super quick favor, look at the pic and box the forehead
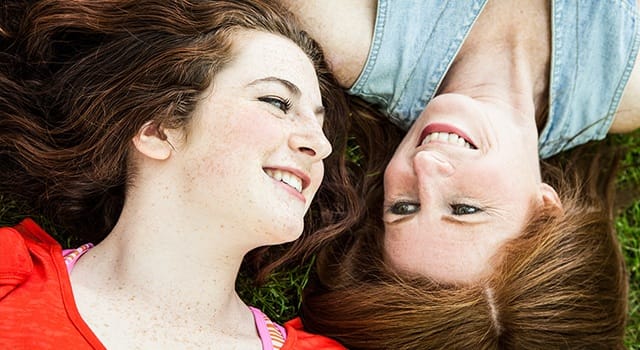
[221,30,320,92]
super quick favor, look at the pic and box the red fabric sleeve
[281,317,347,350]
[0,219,105,349]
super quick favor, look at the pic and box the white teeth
[281,172,303,193]
[421,132,473,149]
[265,169,303,193]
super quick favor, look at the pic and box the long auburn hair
[300,99,628,349]
[0,0,357,263]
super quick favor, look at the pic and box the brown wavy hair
[0,0,357,259]
[300,102,628,349]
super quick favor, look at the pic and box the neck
[439,44,537,119]
[438,0,550,124]
[71,182,255,329]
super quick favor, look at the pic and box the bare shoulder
[611,48,640,133]
[610,0,640,133]
[278,0,376,88]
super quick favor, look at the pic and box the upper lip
[418,123,477,149]
[263,166,311,191]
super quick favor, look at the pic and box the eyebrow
[247,76,325,116]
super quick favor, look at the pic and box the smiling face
[383,93,560,283]
[169,30,331,246]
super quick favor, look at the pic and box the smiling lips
[419,123,477,149]
[264,168,304,193]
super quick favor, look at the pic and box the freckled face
[383,93,547,283]
[172,30,331,246]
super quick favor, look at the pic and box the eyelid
[450,203,482,216]
[384,201,420,217]
[443,204,491,225]
[258,95,292,113]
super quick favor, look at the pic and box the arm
[611,51,640,133]
[278,0,376,89]
[610,1,640,133]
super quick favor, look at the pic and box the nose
[385,151,455,210]
[411,152,454,206]
[384,155,419,196]
[413,151,455,178]
[289,120,333,161]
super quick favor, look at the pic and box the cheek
[463,159,538,209]
[306,162,325,203]
[197,112,285,162]
[458,158,515,193]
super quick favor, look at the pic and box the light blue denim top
[348,0,640,158]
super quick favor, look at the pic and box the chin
[265,221,305,246]
[281,227,305,244]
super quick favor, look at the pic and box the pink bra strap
[62,243,94,273]
[249,306,286,350]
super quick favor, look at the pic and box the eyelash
[450,204,481,215]
[387,202,482,216]
[258,96,292,113]
[387,202,420,216]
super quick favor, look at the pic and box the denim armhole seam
[539,0,566,158]
[420,0,489,106]
[348,0,387,97]
[603,0,640,129]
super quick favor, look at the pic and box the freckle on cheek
[194,159,229,178]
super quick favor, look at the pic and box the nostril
[299,146,316,157]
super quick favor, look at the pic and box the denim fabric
[540,0,640,158]
[349,0,640,159]
[348,0,488,130]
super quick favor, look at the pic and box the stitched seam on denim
[392,0,488,129]
[348,0,387,101]
[413,0,488,112]
[541,0,640,157]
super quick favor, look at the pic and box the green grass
[236,257,315,323]
[619,201,640,349]
[1,130,639,345]
[614,130,640,349]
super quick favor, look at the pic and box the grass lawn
[614,130,640,349]
[1,130,639,347]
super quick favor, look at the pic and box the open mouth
[421,132,475,149]
[264,169,303,193]
[419,123,478,149]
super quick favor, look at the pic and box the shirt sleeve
[280,317,347,350]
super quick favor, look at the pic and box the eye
[258,96,292,113]
[450,204,481,215]
[388,202,420,216]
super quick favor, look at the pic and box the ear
[131,121,173,160]
[539,183,563,214]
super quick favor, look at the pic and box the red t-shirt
[0,218,104,348]
[0,219,345,349]
[282,318,346,350]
